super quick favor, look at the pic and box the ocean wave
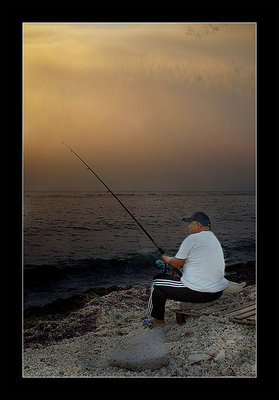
[23,251,255,308]
[24,253,159,308]
[69,226,92,231]
[24,253,158,283]
[225,238,255,252]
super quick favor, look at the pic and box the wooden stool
[173,300,220,324]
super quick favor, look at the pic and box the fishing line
[62,142,182,277]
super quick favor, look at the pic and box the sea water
[24,191,255,308]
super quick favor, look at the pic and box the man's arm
[161,254,185,269]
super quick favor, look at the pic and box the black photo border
[1,0,278,399]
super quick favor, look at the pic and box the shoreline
[24,260,256,348]
[24,259,255,319]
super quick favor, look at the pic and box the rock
[214,350,226,363]
[222,281,246,296]
[206,350,216,357]
[221,368,230,376]
[188,353,212,364]
[109,328,169,371]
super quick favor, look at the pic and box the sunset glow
[23,23,255,191]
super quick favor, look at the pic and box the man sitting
[144,212,229,327]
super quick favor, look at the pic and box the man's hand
[161,254,185,269]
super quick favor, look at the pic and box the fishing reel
[155,259,183,277]
[155,259,172,274]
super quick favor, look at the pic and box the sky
[23,23,255,191]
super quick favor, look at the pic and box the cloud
[24,23,255,96]
[23,23,255,191]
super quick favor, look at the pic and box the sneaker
[143,318,165,328]
[143,318,155,328]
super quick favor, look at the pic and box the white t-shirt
[175,231,229,293]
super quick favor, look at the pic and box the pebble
[188,353,212,364]
[214,350,226,363]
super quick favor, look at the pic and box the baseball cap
[183,212,211,227]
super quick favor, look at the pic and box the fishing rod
[62,142,182,277]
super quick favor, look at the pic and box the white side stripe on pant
[147,278,187,317]
[147,285,155,317]
[153,279,186,287]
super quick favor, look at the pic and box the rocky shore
[23,260,256,377]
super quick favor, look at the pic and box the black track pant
[147,273,223,321]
